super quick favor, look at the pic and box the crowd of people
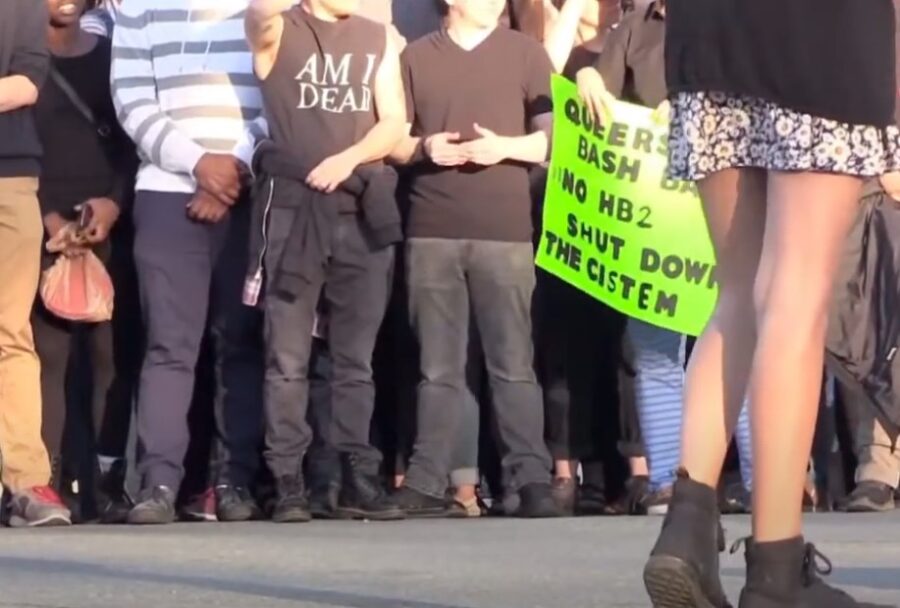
[0,0,897,542]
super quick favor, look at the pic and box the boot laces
[729,538,834,579]
[802,543,833,585]
[728,536,748,555]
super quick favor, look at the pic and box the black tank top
[665,0,897,127]
[261,8,386,169]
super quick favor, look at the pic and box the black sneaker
[215,485,261,522]
[128,486,177,525]
[392,486,449,518]
[721,482,752,515]
[842,481,896,513]
[516,483,563,518]
[336,453,404,521]
[576,483,608,515]
[272,476,311,523]
[95,459,133,524]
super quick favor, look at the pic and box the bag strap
[50,67,111,137]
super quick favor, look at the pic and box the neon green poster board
[536,75,718,336]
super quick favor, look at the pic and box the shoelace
[729,538,835,587]
[802,543,834,585]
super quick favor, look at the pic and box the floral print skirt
[667,92,900,182]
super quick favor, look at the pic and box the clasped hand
[425,123,508,168]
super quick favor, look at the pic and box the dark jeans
[263,212,394,480]
[305,337,340,490]
[403,238,552,498]
[133,191,264,490]
[534,270,630,462]
[100,210,143,459]
[33,305,114,460]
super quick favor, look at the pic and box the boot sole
[335,507,405,521]
[644,555,719,608]
[271,510,312,523]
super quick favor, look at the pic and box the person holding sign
[390,0,559,518]
[574,0,757,518]
[633,0,900,607]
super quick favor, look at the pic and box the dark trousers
[305,337,340,490]
[133,191,263,490]
[33,305,114,460]
[534,270,630,462]
[403,238,552,498]
[263,212,394,480]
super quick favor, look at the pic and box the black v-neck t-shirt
[401,27,554,242]
[666,0,897,127]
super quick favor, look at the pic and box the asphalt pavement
[1,513,898,608]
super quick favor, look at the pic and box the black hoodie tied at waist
[246,143,403,304]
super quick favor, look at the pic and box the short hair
[436,0,449,17]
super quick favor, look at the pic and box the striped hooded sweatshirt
[111,0,267,194]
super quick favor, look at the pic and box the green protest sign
[536,75,718,336]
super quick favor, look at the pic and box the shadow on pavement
[0,556,475,608]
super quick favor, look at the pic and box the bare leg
[749,172,860,542]
[680,168,768,487]
[554,459,577,479]
[631,456,648,478]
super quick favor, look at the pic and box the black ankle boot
[336,453,404,521]
[738,537,892,608]
[643,470,731,608]
[95,459,134,524]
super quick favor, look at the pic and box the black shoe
[272,476,311,523]
[392,486,449,518]
[336,453,404,521]
[841,481,896,513]
[128,486,176,525]
[721,482,752,515]
[95,459,133,524]
[643,470,731,608]
[552,478,577,516]
[576,483,609,515]
[626,475,653,515]
[516,483,563,518]
[737,536,892,607]
[215,485,261,522]
[308,482,340,520]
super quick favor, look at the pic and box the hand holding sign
[537,76,718,336]
[576,67,616,125]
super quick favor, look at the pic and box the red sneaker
[10,486,72,527]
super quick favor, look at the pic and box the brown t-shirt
[401,27,554,242]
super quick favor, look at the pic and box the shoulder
[401,30,442,64]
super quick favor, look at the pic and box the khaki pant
[0,177,50,491]
[855,405,900,489]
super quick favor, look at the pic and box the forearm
[544,0,586,73]
[0,75,39,112]
[344,117,407,167]
[389,134,424,166]
[502,131,549,164]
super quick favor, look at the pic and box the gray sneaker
[9,486,72,528]
[843,481,896,513]
[128,486,177,525]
